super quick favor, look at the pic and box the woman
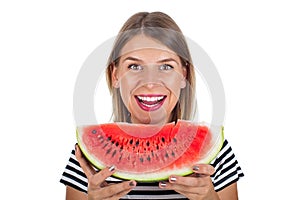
[60,11,244,200]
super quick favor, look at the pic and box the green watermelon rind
[76,123,224,182]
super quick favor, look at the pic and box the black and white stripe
[60,139,244,199]
[210,140,244,191]
[60,151,88,192]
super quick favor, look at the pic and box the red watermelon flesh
[77,120,224,182]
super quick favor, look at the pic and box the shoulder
[211,139,232,166]
[210,139,244,191]
[60,149,88,193]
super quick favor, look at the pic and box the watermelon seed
[161,137,165,143]
[92,130,97,134]
[98,136,104,143]
[146,141,150,146]
[151,151,154,157]
[135,140,139,147]
[173,138,177,143]
[115,142,119,147]
[106,147,112,154]
[171,151,175,157]
[165,153,169,158]
[118,154,123,161]
[112,150,117,158]
[147,155,151,161]
[139,157,144,163]
[107,136,112,141]
[129,139,133,145]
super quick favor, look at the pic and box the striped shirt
[60,139,244,199]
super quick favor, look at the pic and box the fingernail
[75,144,78,151]
[109,165,115,172]
[160,181,167,187]
[193,165,199,171]
[170,177,177,183]
[129,181,136,187]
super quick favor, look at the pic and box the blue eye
[128,64,143,71]
[159,64,173,71]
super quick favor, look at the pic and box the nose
[144,82,156,89]
[141,67,161,88]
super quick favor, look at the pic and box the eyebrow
[122,57,142,62]
[157,58,179,65]
[122,56,179,65]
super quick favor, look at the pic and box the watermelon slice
[77,120,224,182]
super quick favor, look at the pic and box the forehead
[119,49,181,65]
[120,34,177,58]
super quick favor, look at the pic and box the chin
[134,113,168,125]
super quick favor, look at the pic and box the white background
[1,0,299,199]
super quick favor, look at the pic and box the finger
[111,189,132,200]
[75,144,96,179]
[160,180,204,195]
[89,166,116,189]
[159,179,209,197]
[169,175,212,191]
[171,182,214,198]
[108,181,136,200]
[101,181,136,199]
[192,164,215,176]
[169,175,208,187]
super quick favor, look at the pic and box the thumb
[75,144,97,179]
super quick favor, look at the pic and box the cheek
[163,74,184,98]
[118,70,139,87]
[168,87,181,103]
[118,77,136,106]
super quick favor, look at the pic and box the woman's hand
[159,164,219,200]
[75,145,136,200]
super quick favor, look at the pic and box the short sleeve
[210,139,244,191]
[60,150,88,193]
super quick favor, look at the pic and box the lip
[134,94,167,112]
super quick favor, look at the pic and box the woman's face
[112,35,186,124]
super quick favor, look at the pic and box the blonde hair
[106,12,197,123]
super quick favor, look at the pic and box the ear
[111,63,120,88]
[180,67,187,89]
[180,79,186,88]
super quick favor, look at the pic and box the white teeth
[142,103,156,108]
[137,96,164,102]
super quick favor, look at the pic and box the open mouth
[134,95,167,111]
